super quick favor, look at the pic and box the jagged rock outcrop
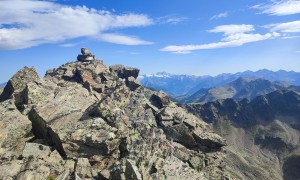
[0,67,40,109]
[0,48,227,180]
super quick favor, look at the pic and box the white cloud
[252,0,300,16]
[60,43,78,47]
[297,50,300,53]
[98,33,153,45]
[156,15,188,24]
[210,12,228,20]
[161,24,279,54]
[173,51,192,54]
[282,35,300,39]
[0,0,153,50]
[208,24,255,35]
[267,20,300,33]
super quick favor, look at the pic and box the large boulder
[0,99,32,160]
[109,64,140,79]
[150,90,171,109]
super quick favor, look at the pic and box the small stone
[81,48,91,56]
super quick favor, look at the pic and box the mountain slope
[179,77,295,103]
[183,90,300,180]
[0,49,227,180]
[140,69,300,97]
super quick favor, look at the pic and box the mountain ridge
[178,77,299,104]
[0,49,228,180]
[140,69,300,97]
[182,90,300,180]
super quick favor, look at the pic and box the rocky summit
[0,49,227,180]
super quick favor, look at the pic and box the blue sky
[0,0,300,82]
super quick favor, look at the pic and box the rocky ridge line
[182,90,300,180]
[0,48,227,180]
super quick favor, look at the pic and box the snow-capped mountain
[140,69,300,97]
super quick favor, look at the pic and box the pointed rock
[109,64,140,79]
[0,67,39,104]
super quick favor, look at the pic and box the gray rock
[0,100,32,159]
[126,76,141,91]
[150,90,170,109]
[81,48,91,56]
[77,55,95,62]
[75,158,92,179]
[0,67,39,106]
[22,143,51,158]
[125,159,142,180]
[77,48,95,62]
[0,49,227,180]
[0,160,23,179]
[109,64,140,79]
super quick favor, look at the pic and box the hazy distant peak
[140,69,300,98]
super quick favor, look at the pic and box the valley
[145,74,300,180]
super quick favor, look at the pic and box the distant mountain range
[178,77,300,103]
[182,90,300,179]
[139,72,203,97]
[140,68,300,179]
[139,69,300,97]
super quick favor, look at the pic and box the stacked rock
[77,48,95,62]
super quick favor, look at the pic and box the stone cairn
[77,48,95,62]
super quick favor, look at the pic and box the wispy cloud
[98,33,153,45]
[267,20,300,33]
[156,15,188,24]
[161,24,279,54]
[0,0,153,50]
[208,24,254,35]
[282,35,300,39]
[210,12,228,20]
[297,50,300,53]
[173,51,192,54]
[252,0,300,16]
[60,42,82,47]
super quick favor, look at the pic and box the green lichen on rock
[0,49,227,180]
